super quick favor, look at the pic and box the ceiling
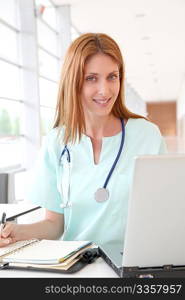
[51,0,185,103]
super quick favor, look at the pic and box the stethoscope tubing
[59,118,125,189]
[103,118,125,188]
[59,145,71,163]
[59,118,125,235]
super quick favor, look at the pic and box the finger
[1,222,14,238]
[0,237,14,247]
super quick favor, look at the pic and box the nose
[97,78,109,97]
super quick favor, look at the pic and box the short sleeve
[26,133,64,214]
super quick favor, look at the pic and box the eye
[108,74,118,80]
[85,76,97,81]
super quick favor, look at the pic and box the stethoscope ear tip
[59,145,71,165]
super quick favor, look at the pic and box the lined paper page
[0,239,38,259]
[2,240,91,264]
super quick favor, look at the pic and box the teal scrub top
[27,118,167,246]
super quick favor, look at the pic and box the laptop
[99,154,185,278]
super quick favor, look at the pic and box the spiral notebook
[0,239,93,271]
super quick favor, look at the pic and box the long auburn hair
[53,32,147,144]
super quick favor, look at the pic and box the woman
[0,33,167,247]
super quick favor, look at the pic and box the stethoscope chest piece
[94,188,109,203]
[60,118,125,205]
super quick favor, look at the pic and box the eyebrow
[85,71,119,75]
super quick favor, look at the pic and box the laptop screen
[122,154,185,268]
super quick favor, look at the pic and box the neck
[84,114,121,140]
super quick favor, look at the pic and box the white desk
[0,204,118,278]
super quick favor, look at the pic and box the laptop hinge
[121,266,140,278]
[122,266,139,273]
[162,264,173,270]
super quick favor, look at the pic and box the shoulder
[126,117,167,153]
[127,118,162,138]
[42,127,65,158]
[45,127,65,143]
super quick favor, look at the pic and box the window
[0,0,18,28]
[36,0,60,137]
[35,0,57,30]
[0,23,18,62]
[71,25,80,41]
[39,48,59,81]
[0,0,72,203]
[0,0,22,170]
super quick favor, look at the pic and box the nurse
[0,33,167,247]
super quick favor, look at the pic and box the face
[81,53,120,118]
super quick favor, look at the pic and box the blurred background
[0,0,185,204]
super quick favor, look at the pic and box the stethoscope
[59,117,125,206]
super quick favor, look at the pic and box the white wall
[125,82,147,117]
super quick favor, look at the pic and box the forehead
[84,53,119,73]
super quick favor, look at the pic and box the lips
[93,97,111,105]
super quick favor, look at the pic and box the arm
[0,209,64,247]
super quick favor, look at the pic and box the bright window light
[39,77,58,108]
[37,19,58,56]
[0,23,18,63]
[0,60,21,99]
[0,0,18,28]
[38,48,59,81]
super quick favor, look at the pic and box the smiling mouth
[93,98,111,105]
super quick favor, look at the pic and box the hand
[0,222,19,247]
